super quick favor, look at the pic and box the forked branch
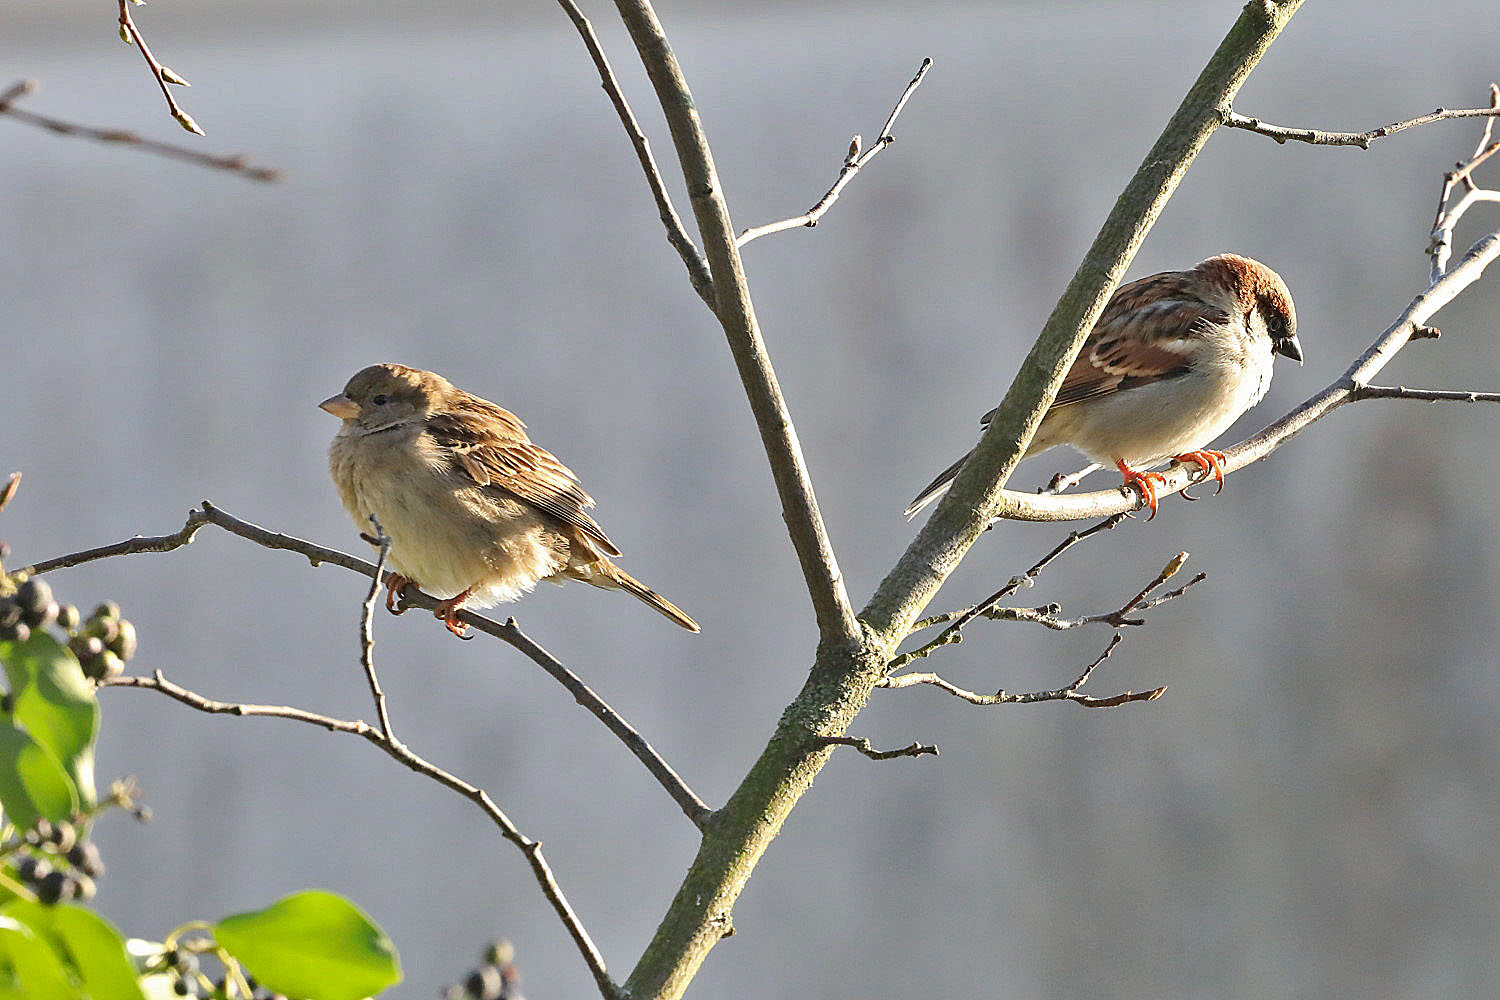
[736,58,932,248]
[25,501,711,830]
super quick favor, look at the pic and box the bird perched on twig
[322,364,699,637]
[905,253,1302,519]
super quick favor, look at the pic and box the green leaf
[3,902,143,1000]
[215,890,401,1000]
[0,722,77,827]
[0,914,79,998]
[0,632,98,809]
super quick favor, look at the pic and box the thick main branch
[613,4,1303,998]
[861,0,1306,642]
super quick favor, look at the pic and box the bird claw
[1174,449,1227,499]
[435,591,473,639]
[1115,460,1168,520]
[383,573,411,615]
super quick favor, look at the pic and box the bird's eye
[372,394,388,406]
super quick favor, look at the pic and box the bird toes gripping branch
[434,591,474,640]
[383,572,411,616]
[1175,449,1228,501]
[1115,460,1169,520]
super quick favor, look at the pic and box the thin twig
[1352,385,1500,403]
[105,670,619,1000]
[1038,464,1102,495]
[612,0,861,648]
[0,79,278,181]
[555,0,713,306]
[1430,88,1500,279]
[880,634,1165,709]
[25,501,712,830]
[116,0,203,135]
[1221,104,1500,149]
[816,735,938,760]
[360,516,396,742]
[736,58,932,248]
[0,472,20,515]
[887,514,1129,671]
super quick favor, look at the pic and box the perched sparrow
[322,364,699,636]
[906,253,1302,518]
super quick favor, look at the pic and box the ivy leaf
[215,890,401,1000]
[0,632,98,809]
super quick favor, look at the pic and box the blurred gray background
[5,1,1500,997]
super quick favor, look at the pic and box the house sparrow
[905,253,1302,519]
[322,364,699,636]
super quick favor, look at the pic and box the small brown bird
[906,253,1302,519]
[322,364,699,637]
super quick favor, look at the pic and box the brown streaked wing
[980,271,1222,421]
[426,400,622,556]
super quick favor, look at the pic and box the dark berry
[67,840,104,877]
[108,620,138,661]
[0,619,29,643]
[57,604,80,632]
[15,578,50,615]
[465,965,502,999]
[70,872,96,900]
[36,869,69,904]
[91,601,121,623]
[15,855,49,884]
[46,820,76,853]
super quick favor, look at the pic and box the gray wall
[5,2,1500,997]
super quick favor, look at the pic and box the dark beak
[1274,335,1304,365]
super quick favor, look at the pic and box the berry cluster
[0,571,138,683]
[0,576,59,643]
[156,949,297,999]
[7,817,105,904]
[443,940,523,1000]
[65,600,139,682]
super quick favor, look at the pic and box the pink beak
[319,394,360,419]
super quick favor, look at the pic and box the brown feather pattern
[426,402,623,558]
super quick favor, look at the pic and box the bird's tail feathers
[598,562,701,633]
[903,449,973,519]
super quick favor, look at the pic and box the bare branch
[1222,103,1500,149]
[0,79,278,181]
[105,670,619,999]
[1430,91,1500,278]
[611,0,860,647]
[888,514,1130,670]
[0,472,20,515]
[116,0,204,135]
[1352,385,1500,404]
[736,58,932,248]
[360,516,396,742]
[816,735,939,761]
[555,0,713,306]
[880,635,1165,709]
[25,501,712,830]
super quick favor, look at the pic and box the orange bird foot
[1175,449,1228,501]
[383,573,411,615]
[1115,459,1168,520]
[434,590,474,640]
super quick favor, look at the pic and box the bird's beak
[1274,335,1304,365]
[319,394,360,419]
